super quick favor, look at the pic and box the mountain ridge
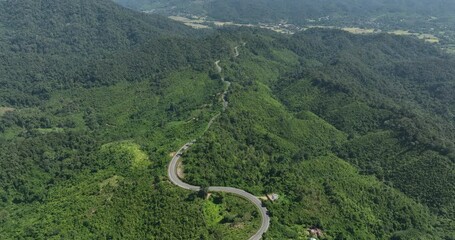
[0,0,454,239]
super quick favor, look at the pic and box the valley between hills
[1,0,454,239]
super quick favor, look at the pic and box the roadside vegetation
[183,29,455,239]
[0,0,454,239]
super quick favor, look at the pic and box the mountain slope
[275,29,455,216]
[0,1,259,239]
[182,28,455,239]
[1,0,455,239]
[0,0,195,53]
[0,0,218,107]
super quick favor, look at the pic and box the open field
[169,16,293,34]
[342,27,377,34]
[168,16,210,29]
[388,30,440,43]
[168,15,445,46]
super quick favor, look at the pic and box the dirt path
[234,46,239,58]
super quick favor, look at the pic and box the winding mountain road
[168,141,270,240]
[168,46,270,240]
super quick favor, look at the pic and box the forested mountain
[0,0,232,109]
[1,0,454,239]
[0,0,256,239]
[0,0,195,52]
[183,28,455,239]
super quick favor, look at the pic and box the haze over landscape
[0,0,454,239]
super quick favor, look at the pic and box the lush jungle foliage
[183,29,455,239]
[0,0,258,239]
[1,0,454,239]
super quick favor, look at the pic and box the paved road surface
[168,46,270,240]
[168,141,270,240]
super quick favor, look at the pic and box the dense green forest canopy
[1,0,454,239]
[181,28,455,238]
[0,0,198,53]
[0,0,225,107]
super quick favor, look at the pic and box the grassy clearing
[168,16,211,29]
[35,128,64,134]
[0,107,14,116]
[342,27,376,34]
[203,200,224,226]
[388,30,440,43]
[100,141,151,170]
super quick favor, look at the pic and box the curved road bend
[168,49,270,240]
[168,141,270,240]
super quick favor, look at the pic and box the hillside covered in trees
[183,28,455,239]
[0,0,454,239]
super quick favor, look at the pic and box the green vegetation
[1,0,454,239]
[182,29,455,238]
[0,66,244,238]
[116,0,455,53]
[99,141,151,170]
[0,0,258,239]
[202,193,260,239]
